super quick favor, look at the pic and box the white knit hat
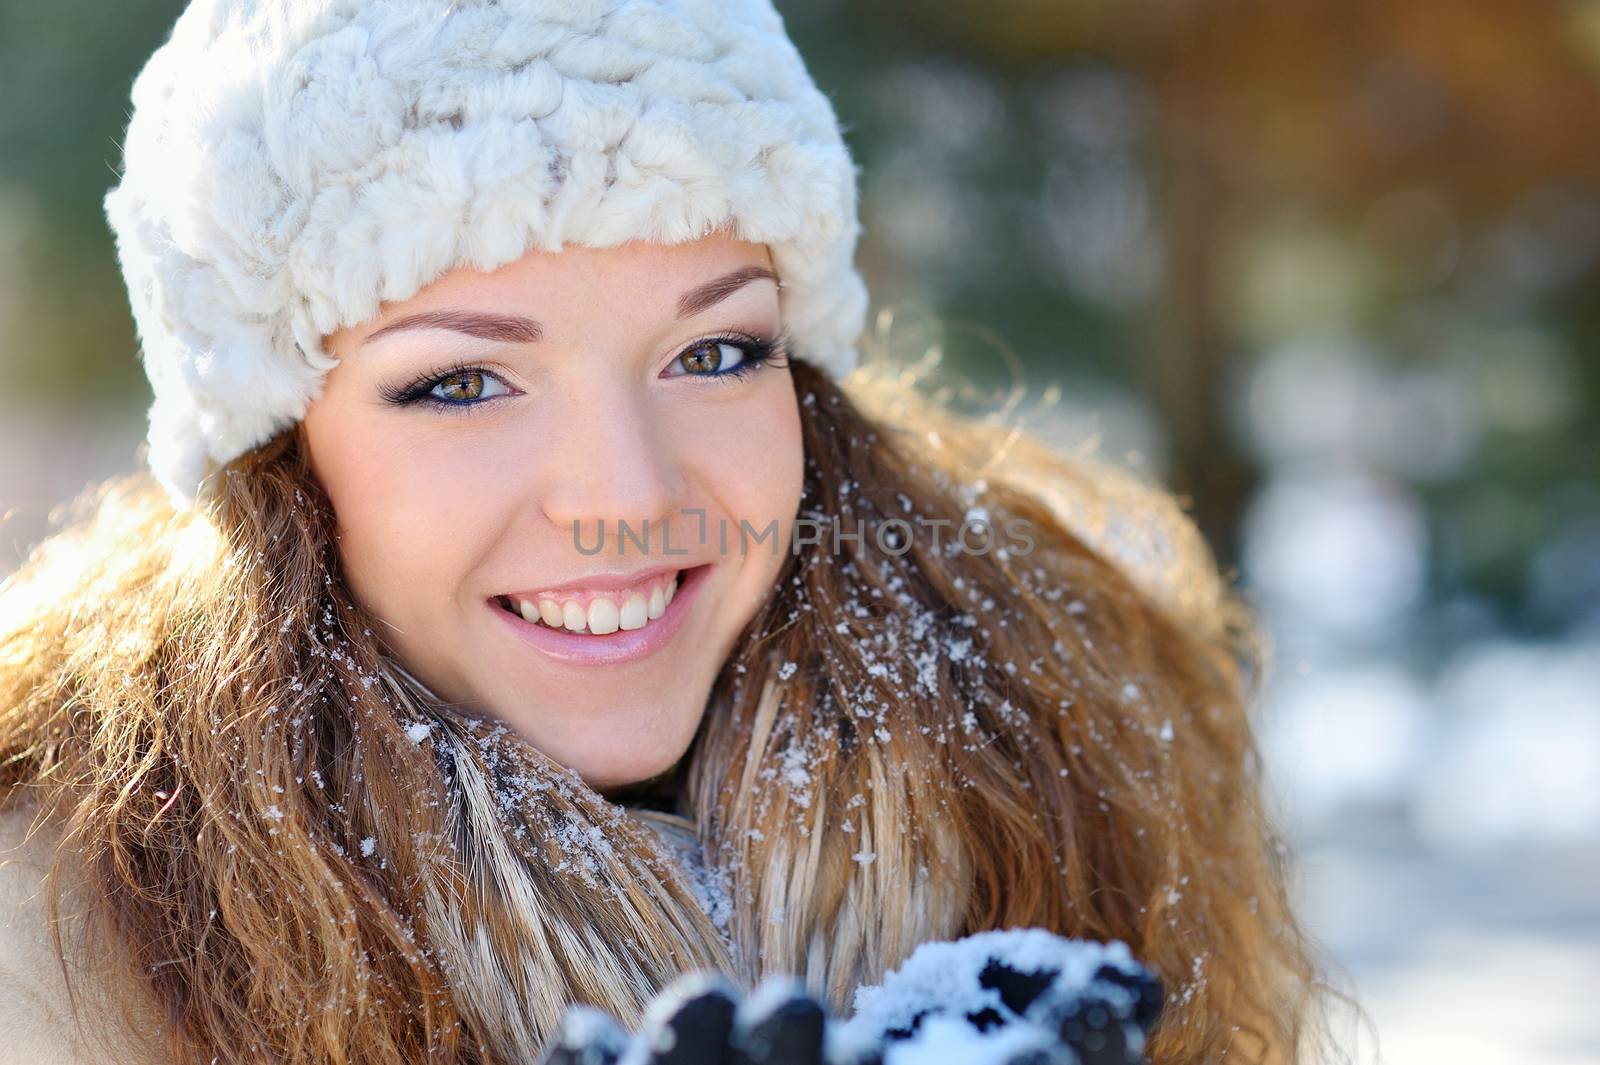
[103,0,869,509]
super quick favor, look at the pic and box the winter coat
[0,798,169,1065]
[3,797,1163,1065]
[0,798,710,1065]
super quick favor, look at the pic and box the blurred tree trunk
[1145,69,1255,577]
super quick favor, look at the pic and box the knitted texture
[103,0,869,509]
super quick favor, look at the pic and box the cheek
[300,408,495,630]
[678,375,804,539]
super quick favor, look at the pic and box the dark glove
[831,929,1163,1065]
[535,971,829,1065]
[536,930,1162,1065]
[979,953,1163,1065]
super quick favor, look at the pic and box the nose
[537,389,685,554]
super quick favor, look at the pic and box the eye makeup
[376,327,791,413]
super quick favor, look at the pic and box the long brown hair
[0,348,1363,1064]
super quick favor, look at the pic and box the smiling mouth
[494,568,691,636]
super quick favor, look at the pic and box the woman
[0,1,1356,1062]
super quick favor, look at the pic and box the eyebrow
[360,265,780,347]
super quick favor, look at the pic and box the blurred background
[2,1,1596,1060]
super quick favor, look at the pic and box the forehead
[335,231,775,347]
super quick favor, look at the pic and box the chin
[574,753,684,795]
[518,716,694,793]
[489,691,707,795]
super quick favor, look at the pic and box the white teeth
[587,598,620,635]
[619,594,648,630]
[511,570,689,634]
[538,599,563,627]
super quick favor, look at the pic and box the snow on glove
[535,971,829,1065]
[828,928,1163,1065]
[535,929,1161,1065]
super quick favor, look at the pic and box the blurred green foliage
[0,0,186,407]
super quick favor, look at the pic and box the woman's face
[301,234,804,792]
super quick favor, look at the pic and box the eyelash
[378,329,791,414]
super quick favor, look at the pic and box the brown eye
[382,364,514,409]
[677,341,744,376]
[425,369,512,402]
[434,370,486,402]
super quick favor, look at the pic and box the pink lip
[489,563,711,667]
[503,563,683,601]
